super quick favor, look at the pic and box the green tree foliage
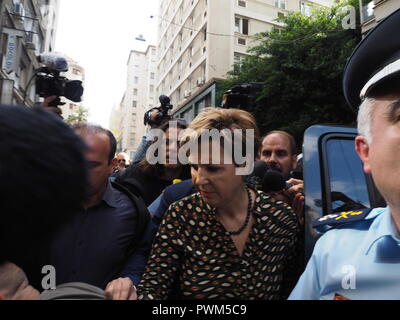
[218,0,361,146]
[66,105,89,125]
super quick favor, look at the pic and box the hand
[149,109,161,128]
[42,95,59,108]
[284,178,305,226]
[105,277,137,300]
[42,96,63,117]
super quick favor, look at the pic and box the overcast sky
[55,0,159,128]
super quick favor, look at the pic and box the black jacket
[116,163,191,206]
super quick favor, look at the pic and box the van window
[325,138,370,213]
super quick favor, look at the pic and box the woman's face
[189,140,244,208]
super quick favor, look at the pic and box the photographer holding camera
[116,95,191,206]
[131,95,174,164]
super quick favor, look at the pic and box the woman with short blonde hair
[137,107,300,300]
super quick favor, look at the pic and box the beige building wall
[118,45,157,159]
[0,0,60,105]
[41,0,60,52]
[109,102,122,150]
[360,0,400,35]
[156,0,334,119]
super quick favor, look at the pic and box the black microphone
[246,161,269,191]
[251,160,270,179]
[262,169,293,193]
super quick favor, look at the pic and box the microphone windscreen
[262,170,286,192]
[250,161,270,179]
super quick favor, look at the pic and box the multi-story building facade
[109,102,122,151]
[59,54,85,120]
[359,0,400,35]
[156,0,334,121]
[0,0,60,106]
[117,45,157,159]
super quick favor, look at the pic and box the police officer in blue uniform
[289,8,400,300]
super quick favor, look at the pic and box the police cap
[343,8,400,110]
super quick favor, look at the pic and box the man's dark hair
[73,123,117,163]
[0,105,88,269]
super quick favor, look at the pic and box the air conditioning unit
[196,77,205,87]
[183,90,191,98]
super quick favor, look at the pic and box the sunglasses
[118,159,126,163]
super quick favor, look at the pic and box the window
[132,100,137,108]
[150,73,155,80]
[133,88,138,95]
[238,0,246,7]
[235,16,248,35]
[234,52,246,65]
[325,138,371,213]
[134,76,139,84]
[195,99,206,115]
[300,1,312,17]
[237,37,246,45]
[150,85,154,93]
[180,107,194,122]
[362,0,375,21]
[275,0,286,10]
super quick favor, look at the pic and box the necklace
[227,185,253,236]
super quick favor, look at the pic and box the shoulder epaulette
[312,208,373,233]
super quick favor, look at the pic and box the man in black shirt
[49,124,149,300]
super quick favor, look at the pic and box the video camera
[221,82,263,109]
[144,94,173,126]
[35,53,84,107]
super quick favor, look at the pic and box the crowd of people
[1,8,400,300]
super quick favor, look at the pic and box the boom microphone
[38,53,68,72]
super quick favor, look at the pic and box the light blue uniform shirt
[289,207,400,300]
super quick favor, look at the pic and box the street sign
[3,35,17,74]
